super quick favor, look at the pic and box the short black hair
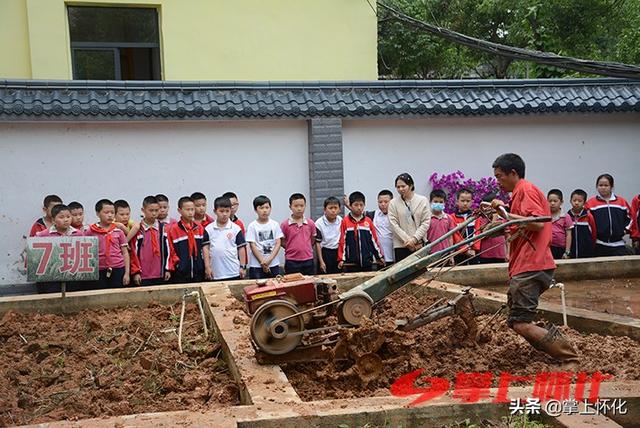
[190,192,206,201]
[430,189,447,201]
[456,188,473,199]
[570,189,588,202]
[377,189,393,199]
[214,197,232,210]
[348,191,366,205]
[68,201,83,211]
[114,199,130,211]
[492,153,526,178]
[95,199,114,213]
[143,195,159,207]
[43,195,63,208]
[547,189,563,200]
[596,173,614,188]
[155,194,169,203]
[222,191,238,200]
[178,196,193,209]
[395,173,415,191]
[51,204,70,218]
[289,193,306,205]
[323,196,341,209]
[253,195,271,210]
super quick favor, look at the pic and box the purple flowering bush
[428,170,510,213]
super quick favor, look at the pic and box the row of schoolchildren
[28,172,640,292]
[28,186,494,295]
[29,190,388,292]
[28,190,386,294]
[391,173,640,264]
[30,192,248,292]
[547,174,639,259]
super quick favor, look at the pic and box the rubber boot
[531,324,579,368]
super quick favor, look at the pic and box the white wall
[343,113,640,207]
[0,120,309,285]
[2,112,639,285]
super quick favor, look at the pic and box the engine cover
[243,274,319,314]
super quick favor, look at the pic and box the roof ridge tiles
[3,78,640,91]
[1,79,640,120]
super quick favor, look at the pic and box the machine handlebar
[341,214,551,303]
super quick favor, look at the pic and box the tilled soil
[282,287,640,401]
[0,303,239,426]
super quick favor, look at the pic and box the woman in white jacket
[388,173,431,262]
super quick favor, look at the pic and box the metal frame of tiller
[247,210,551,366]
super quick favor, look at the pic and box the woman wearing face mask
[388,173,431,262]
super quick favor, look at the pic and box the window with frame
[68,6,161,80]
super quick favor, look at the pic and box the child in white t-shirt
[203,197,247,281]
[246,195,284,279]
[315,196,342,274]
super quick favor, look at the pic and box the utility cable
[377,0,640,79]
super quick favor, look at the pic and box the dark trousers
[285,259,315,275]
[373,261,394,271]
[36,282,85,293]
[141,278,163,286]
[93,267,125,289]
[551,246,566,260]
[507,269,554,327]
[249,266,281,279]
[36,281,62,294]
[569,248,594,259]
[214,276,240,282]
[478,257,506,264]
[454,254,480,265]
[342,264,374,273]
[394,248,413,263]
[320,248,340,274]
[595,244,631,257]
[172,271,204,284]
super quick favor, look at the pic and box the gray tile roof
[1,78,639,121]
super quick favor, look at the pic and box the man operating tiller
[490,153,579,367]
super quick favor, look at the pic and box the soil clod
[0,302,239,426]
[281,287,640,401]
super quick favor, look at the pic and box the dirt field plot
[0,302,239,426]
[281,287,640,401]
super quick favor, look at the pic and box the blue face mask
[431,202,445,212]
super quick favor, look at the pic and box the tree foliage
[378,0,640,79]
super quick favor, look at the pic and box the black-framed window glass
[73,49,117,80]
[68,6,161,80]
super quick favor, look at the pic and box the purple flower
[428,170,510,213]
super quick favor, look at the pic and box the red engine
[243,273,338,314]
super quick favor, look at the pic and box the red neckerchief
[151,231,160,256]
[90,223,117,266]
[181,220,198,257]
[143,222,161,257]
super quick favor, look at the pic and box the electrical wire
[377,0,640,79]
